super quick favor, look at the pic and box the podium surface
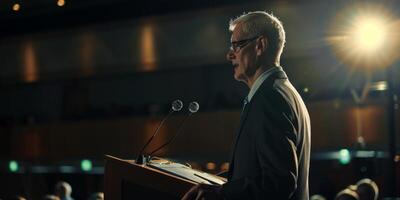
[104,155,226,200]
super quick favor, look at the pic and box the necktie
[242,97,249,113]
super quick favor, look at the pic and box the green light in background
[9,160,19,172]
[81,159,92,171]
[339,149,351,165]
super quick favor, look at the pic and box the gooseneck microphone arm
[135,99,183,164]
[148,113,192,157]
[135,110,174,164]
[148,101,199,158]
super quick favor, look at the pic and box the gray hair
[229,11,286,62]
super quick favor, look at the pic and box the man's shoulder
[255,80,290,105]
[250,79,295,118]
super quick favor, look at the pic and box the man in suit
[182,11,311,200]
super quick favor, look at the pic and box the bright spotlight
[326,4,399,69]
[352,17,386,52]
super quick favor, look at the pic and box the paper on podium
[147,158,226,185]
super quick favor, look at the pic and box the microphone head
[189,101,200,113]
[172,99,183,111]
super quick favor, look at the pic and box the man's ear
[256,37,267,56]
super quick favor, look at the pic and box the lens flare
[326,3,399,69]
[352,17,386,52]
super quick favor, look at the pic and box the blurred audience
[88,192,104,200]
[43,194,60,200]
[335,185,359,200]
[356,178,379,200]
[55,181,74,200]
[310,194,327,200]
[333,178,380,200]
[2,180,106,200]
[8,196,26,200]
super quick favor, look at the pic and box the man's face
[226,23,259,84]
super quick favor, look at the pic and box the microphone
[148,101,200,158]
[135,99,183,164]
[188,101,200,113]
[172,99,184,112]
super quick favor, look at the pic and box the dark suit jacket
[222,69,311,200]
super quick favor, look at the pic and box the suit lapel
[227,99,251,180]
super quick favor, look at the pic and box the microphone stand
[136,110,174,165]
[148,101,199,160]
[148,113,193,159]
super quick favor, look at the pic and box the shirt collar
[246,66,282,102]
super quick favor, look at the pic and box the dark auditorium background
[0,0,399,199]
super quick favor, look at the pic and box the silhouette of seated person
[356,178,379,200]
[310,194,327,200]
[8,196,26,200]
[55,181,74,200]
[335,185,359,200]
[43,194,60,200]
[87,192,104,200]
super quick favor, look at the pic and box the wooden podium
[104,155,225,200]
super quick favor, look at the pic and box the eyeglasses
[229,36,260,53]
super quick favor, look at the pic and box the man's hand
[181,184,225,200]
